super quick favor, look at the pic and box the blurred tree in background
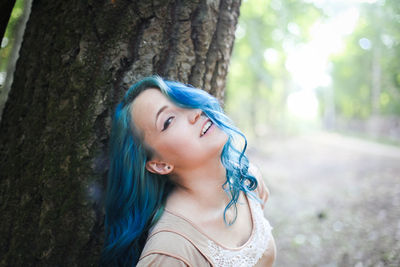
[225,2,400,266]
[0,0,30,119]
[226,0,400,144]
[226,0,322,138]
[330,0,400,118]
[328,0,400,143]
[0,0,24,78]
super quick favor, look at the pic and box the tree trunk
[0,0,241,266]
[371,46,381,116]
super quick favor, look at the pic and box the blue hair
[101,76,258,266]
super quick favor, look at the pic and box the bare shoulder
[249,163,270,208]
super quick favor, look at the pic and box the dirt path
[247,131,400,267]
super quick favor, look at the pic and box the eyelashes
[162,116,174,131]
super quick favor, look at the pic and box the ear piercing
[167,166,171,170]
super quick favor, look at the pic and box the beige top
[137,185,275,267]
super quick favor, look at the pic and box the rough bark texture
[0,0,241,266]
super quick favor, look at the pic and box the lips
[200,119,213,137]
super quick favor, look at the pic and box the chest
[203,198,275,267]
[197,198,254,248]
[148,196,275,267]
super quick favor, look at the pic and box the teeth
[201,121,212,136]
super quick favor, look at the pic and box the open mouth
[200,120,213,137]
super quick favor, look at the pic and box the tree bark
[0,0,241,266]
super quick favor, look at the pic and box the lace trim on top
[207,198,273,267]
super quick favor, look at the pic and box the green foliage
[0,0,24,73]
[227,0,400,137]
[226,0,322,136]
[329,0,400,118]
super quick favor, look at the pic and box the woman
[102,76,276,266]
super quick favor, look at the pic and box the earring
[167,166,171,170]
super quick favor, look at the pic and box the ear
[145,160,174,175]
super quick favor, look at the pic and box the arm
[249,163,270,209]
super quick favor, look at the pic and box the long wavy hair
[101,76,258,266]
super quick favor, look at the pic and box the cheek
[153,135,192,163]
[154,140,198,169]
[163,136,197,158]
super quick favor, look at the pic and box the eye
[162,116,174,131]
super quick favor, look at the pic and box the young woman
[102,76,276,266]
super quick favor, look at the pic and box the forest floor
[247,131,400,267]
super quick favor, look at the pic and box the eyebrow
[155,105,168,128]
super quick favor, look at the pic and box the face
[130,88,228,173]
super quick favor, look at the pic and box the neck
[169,157,230,209]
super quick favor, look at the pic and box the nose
[189,109,202,124]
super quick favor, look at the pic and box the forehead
[130,88,169,136]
